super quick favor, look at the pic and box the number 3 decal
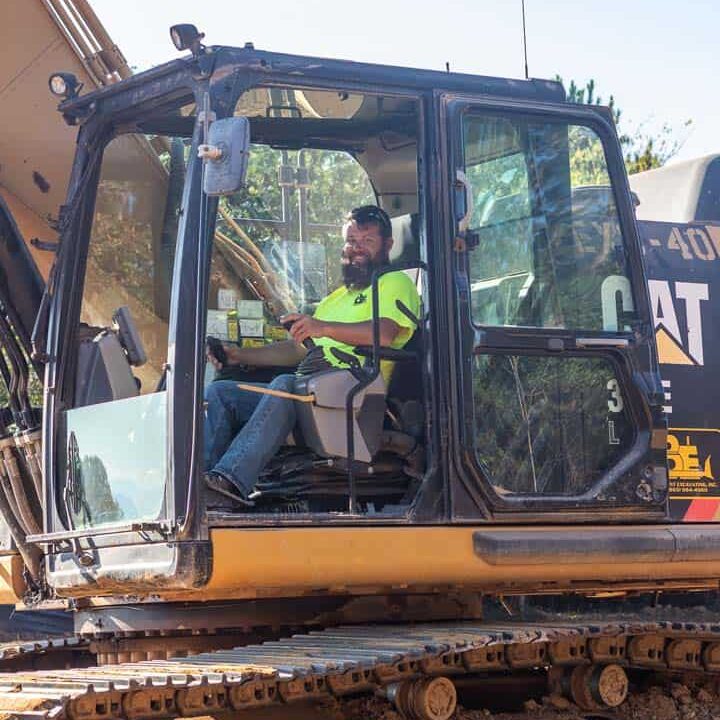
[607,378,624,413]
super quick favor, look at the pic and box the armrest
[354,346,417,362]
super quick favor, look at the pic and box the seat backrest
[385,215,425,412]
[389,213,420,266]
[386,330,423,405]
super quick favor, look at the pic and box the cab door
[39,95,211,593]
[441,96,667,521]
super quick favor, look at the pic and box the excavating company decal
[639,221,720,521]
[667,433,713,483]
[666,430,720,521]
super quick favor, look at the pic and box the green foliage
[557,76,692,175]
[228,145,374,228]
[623,119,694,174]
[220,145,374,294]
[567,125,613,186]
[473,355,630,495]
[0,349,43,429]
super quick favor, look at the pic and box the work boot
[204,472,255,510]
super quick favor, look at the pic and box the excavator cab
[4,35,665,615]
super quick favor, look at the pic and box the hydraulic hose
[0,311,32,430]
[0,479,41,583]
[0,438,41,582]
[0,440,41,536]
[15,431,42,503]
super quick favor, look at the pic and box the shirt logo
[353,293,367,305]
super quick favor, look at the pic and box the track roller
[386,676,457,720]
[568,663,629,710]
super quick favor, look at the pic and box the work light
[170,24,204,53]
[48,72,81,100]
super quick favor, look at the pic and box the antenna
[521,0,529,79]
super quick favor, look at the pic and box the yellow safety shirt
[313,271,421,383]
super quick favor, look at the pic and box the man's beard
[341,253,389,290]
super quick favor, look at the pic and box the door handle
[455,170,474,234]
[575,337,629,349]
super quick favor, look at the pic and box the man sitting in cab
[204,205,421,508]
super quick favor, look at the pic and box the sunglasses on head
[349,206,392,235]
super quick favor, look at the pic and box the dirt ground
[331,675,720,720]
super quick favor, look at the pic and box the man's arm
[281,313,400,347]
[211,339,306,369]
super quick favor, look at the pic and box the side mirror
[201,117,250,196]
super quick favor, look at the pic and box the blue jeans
[203,374,297,495]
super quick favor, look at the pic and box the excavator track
[1,620,720,720]
[0,637,92,671]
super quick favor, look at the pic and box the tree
[556,77,692,174]
[77,454,123,526]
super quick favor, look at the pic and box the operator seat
[294,369,387,463]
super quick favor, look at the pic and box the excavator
[2,11,720,720]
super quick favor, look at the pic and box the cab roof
[59,44,566,122]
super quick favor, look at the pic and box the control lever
[282,319,316,350]
[206,336,228,367]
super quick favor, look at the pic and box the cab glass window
[206,85,417,352]
[80,133,187,394]
[472,354,633,496]
[464,114,637,332]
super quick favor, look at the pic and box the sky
[91,0,719,164]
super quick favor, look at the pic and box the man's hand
[281,313,326,345]
[206,347,223,371]
[281,314,402,349]
[206,338,243,370]
[206,337,225,370]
